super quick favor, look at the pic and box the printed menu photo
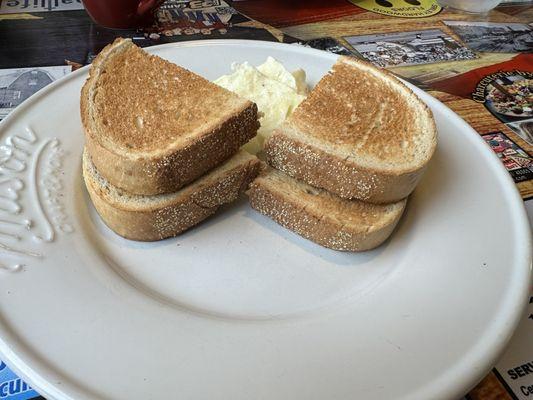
[344,29,476,68]
[425,53,533,198]
[431,54,533,146]
[0,66,71,120]
[482,132,533,183]
[148,0,251,38]
[444,20,533,53]
[288,37,355,56]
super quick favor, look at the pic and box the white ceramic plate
[0,40,530,400]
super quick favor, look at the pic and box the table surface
[0,1,532,399]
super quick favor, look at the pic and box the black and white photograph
[294,37,355,56]
[0,66,71,119]
[344,29,477,68]
[444,20,533,53]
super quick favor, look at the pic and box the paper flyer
[0,361,40,400]
[493,295,533,400]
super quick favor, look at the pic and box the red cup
[81,0,165,29]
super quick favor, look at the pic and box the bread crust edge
[83,102,259,195]
[83,151,261,241]
[264,131,427,203]
[247,177,406,251]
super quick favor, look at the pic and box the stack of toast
[247,56,437,251]
[81,39,261,241]
[81,39,436,252]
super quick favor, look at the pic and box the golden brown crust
[81,38,260,195]
[247,169,406,251]
[84,103,259,195]
[264,131,426,203]
[83,150,261,241]
[286,56,437,172]
[262,55,437,203]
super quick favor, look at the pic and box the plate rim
[0,39,531,400]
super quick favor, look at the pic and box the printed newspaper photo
[0,66,71,120]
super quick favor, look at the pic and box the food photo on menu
[484,73,533,145]
[0,1,532,400]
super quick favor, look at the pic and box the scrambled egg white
[214,57,307,154]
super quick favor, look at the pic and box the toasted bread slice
[247,168,406,251]
[83,149,261,241]
[81,38,259,196]
[264,56,437,204]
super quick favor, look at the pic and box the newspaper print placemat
[0,0,84,14]
[0,1,531,399]
[0,66,71,120]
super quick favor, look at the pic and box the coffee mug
[81,0,165,29]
